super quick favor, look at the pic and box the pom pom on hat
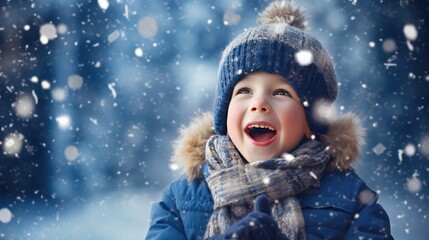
[214,1,338,136]
[257,1,307,29]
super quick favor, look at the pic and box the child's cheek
[226,101,242,135]
[279,102,306,129]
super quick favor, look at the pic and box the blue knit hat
[214,1,338,136]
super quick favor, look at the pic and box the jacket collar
[171,112,365,182]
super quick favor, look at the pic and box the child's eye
[273,89,291,96]
[236,88,252,95]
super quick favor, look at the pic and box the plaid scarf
[204,135,330,239]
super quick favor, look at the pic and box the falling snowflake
[283,153,295,161]
[263,177,270,185]
[0,208,13,224]
[65,145,79,161]
[373,143,386,156]
[98,0,109,10]
[108,83,117,99]
[295,50,313,66]
[403,24,418,41]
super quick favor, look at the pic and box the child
[146,1,393,239]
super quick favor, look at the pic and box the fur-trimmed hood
[171,112,365,181]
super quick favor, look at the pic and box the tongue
[252,131,275,142]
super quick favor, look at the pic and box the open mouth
[245,123,277,144]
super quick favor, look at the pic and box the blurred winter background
[0,0,427,239]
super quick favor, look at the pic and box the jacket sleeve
[145,185,187,240]
[344,190,394,240]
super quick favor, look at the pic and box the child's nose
[250,96,270,113]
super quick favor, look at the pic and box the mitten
[209,194,279,240]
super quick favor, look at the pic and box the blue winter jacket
[146,163,393,240]
[145,113,393,240]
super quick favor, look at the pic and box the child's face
[226,72,311,163]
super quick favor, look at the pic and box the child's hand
[211,194,279,239]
